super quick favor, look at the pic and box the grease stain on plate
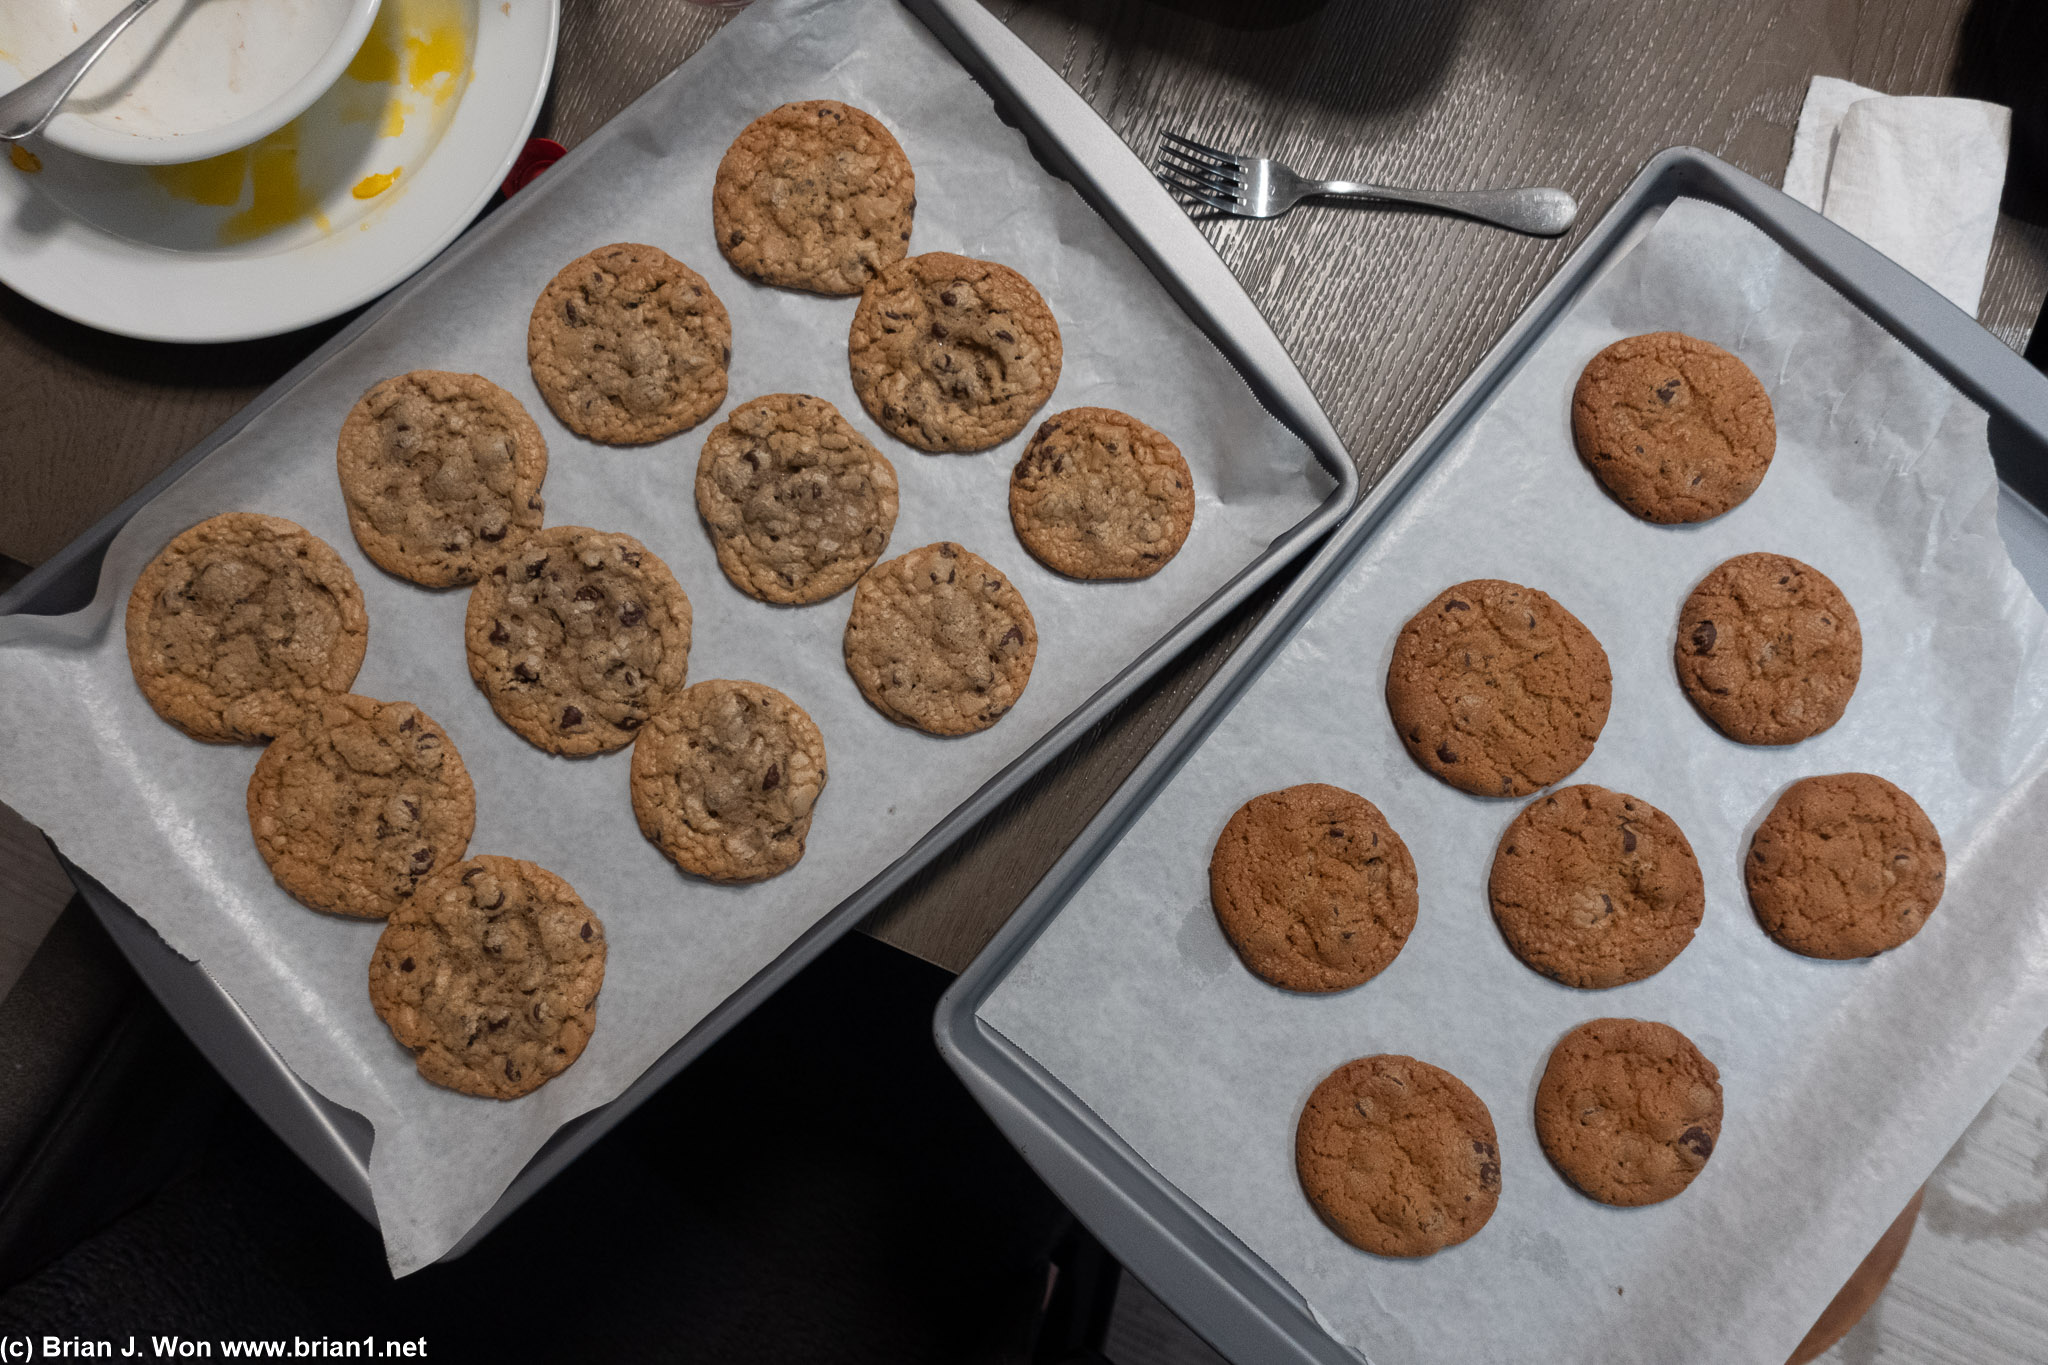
[9,145,42,174]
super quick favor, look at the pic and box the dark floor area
[0,922,1076,1363]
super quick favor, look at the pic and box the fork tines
[1157,130,1244,210]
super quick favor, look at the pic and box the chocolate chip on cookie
[247,694,476,920]
[1571,331,1775,523]
[528,242,732,445]
[1676,551,1862,746]
[1209,783,1418,993]
[848,252,1061,452]
[1746,773,1945,958]
[631,679,828,883]
[1385,579,1612,798]
[1534,1017,1723,1206]
[1489,785,1704,989]
[695,393,899,605]
[464,526,692,756]
[1009,407,1194,580]
[1296,1054,1502,1257]
[713,100,916,296]
[126,512,369,744]
[336,370,548,587]
[368,855,606,1100]
[842,541,1037,735]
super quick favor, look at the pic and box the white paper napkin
[1784,74,2011,317]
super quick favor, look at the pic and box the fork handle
[1307,180,1578,237]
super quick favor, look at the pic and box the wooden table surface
[3,1,2046,1357]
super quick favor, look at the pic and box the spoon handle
[0,0,162,142]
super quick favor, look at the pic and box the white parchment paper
[980,199,2048,1365]
[0,0,1332,1274]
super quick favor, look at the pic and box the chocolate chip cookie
[630,679,828,883]
[847,252,1061,452]
[1208,783,1418,993]
[694,393,899,605]
[1676,552,1862,746]
[1009,407,1195,580]
[713,100,916,296]
[527,242,732,445]
[1534,1017,1723,1206]
[1296,1054,1502,1258]
[465,526,692,756]
[126,512,369,744]
[336,370,549,587]
[1385,580,1612,798]
[842,541,1037,735]
[368,855,606,1100]
[1489,785,1704,989]
[247,694,476,920]
[1746,773,1946,959]
[1571,331,1776,523]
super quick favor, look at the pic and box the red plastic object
[501,138,567,198]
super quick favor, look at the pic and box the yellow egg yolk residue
[347,0,470,107]
[151,122,329,244]
[353,168,402,199]
[9,144,42,174]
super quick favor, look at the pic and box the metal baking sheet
[0,0,1355,1265]
[935,148,2048,1365]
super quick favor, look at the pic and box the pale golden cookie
[126,512,368,744]
[1009,407,1194,580]
[842,542,1037,735]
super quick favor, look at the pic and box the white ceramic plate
[0,0,557,342]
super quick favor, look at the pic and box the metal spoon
[0,0,163,143]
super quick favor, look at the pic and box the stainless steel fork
[1158,132,1577,237]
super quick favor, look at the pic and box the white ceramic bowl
[0,0,382,165]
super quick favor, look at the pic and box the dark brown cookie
[1295,1055,1501,1258]
[712,100,915,296]
[368,855,606,1100]
[1571,331,1775,523]
[1676,552,1862,746]
[630,679,828,883]
[527,242,731,445]
[1746,773,1945,959]
[842,541,1037,735]
[1208,783,1418,993]
[335,370,549,587]
[1489,785,1704,989]
[247,694,476,920]
[1385,580,1612,798]
[464,526,692,756]
[694,393,898,605]
[847,252,1062,452]
[1534,1017,1723,1206]
[125,512,369,744]
[1009,407,1195,580]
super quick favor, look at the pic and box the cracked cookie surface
[1385,579,1611,798]
[336,370,548,587]
[1010,407,1194,580]
[1209,783,1417,993]
[842,541,1036,735]
[528,242,731,444]
[368,855,606,1100]
[1746,773,1944,958]
[1676,552,1861,745]
[126,512,368,744]
[1295,1054,1501,1258]
[713,100,915,296]
[1535,1017,1723,1206]
[1571,331,1775,523]
[847,252,1061,452]
[1489,785,1703,989]
[631,679,828,883]
[247,694,476,920]
[465,526,692,756]
[695,393,898,604]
